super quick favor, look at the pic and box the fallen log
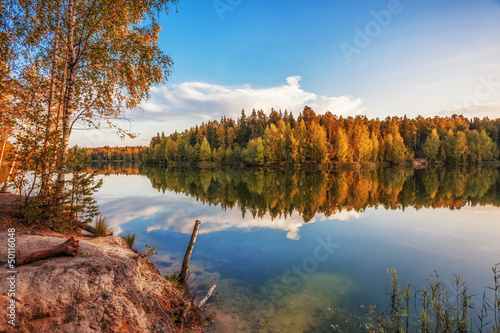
[77,221,96,234]
[179,220,201,282]
[17,236,79,266]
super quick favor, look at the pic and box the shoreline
[0,197,205,332]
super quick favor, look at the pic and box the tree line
[140,107,500,166]
[79,146,146,162]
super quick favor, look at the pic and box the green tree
[165,138,179,162]
[467,130,497,163]
[423,129,441,163]
[442,130,468,164]
[242,138,265,165]
[255,138,265,165]
[384,133,407,165]
[199,137,212,162]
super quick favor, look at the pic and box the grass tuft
[124,232,137,251]
[94,215,112,237]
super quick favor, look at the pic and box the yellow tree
[7,0,178,177]
[263,124,282,164]
[353,124,373,162]
[307,121,330,163]
[283,123,299,165]
[333,128,350,163]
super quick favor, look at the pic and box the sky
[71,0,500,147]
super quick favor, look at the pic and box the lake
[91,164,500,332]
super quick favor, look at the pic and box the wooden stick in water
[179,220,201,282]
[198,284,216,308]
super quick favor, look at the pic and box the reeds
[369,264,500,333]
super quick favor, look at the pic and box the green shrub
[144,244,157,258]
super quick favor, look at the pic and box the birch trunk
[41,5,61,195]
[58,0,76,187]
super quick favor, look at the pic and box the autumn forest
[137,107,500,167]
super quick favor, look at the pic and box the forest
[79,146,145,162]
[139,108,500,166]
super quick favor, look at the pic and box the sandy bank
[0,232,202,332]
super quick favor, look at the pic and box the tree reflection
[89,166,495,222]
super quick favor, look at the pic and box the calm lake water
[92,165,500,332]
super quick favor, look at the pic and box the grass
[93,215,112,237]
[124,232,137,251]
[165,272,182,288]
[368,265,500,333]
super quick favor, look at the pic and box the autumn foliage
[1,0,176,228]
[141,107,500,166]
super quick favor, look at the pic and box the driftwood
[17,236,79,266]
[179,220,201,282]
[77,221,96,234]
[198,284,216,307]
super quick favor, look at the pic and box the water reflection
[90,165,500,332]
[96,165,500,222]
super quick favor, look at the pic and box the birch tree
[2,0,178,224]
[6,0,177,168]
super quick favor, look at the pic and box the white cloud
[139,76,364,122]
[70,76,364,147]
[433,103,500,119]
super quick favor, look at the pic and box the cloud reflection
[96,192,361,240]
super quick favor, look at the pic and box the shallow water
[92,165,500,332]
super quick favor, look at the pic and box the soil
[0,193,205,332]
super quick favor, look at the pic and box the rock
[0,234,201,332]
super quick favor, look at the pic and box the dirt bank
[0,232,203,332]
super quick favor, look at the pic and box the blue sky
[72,0,500,147]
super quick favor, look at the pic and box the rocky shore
[0,230,203,332]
